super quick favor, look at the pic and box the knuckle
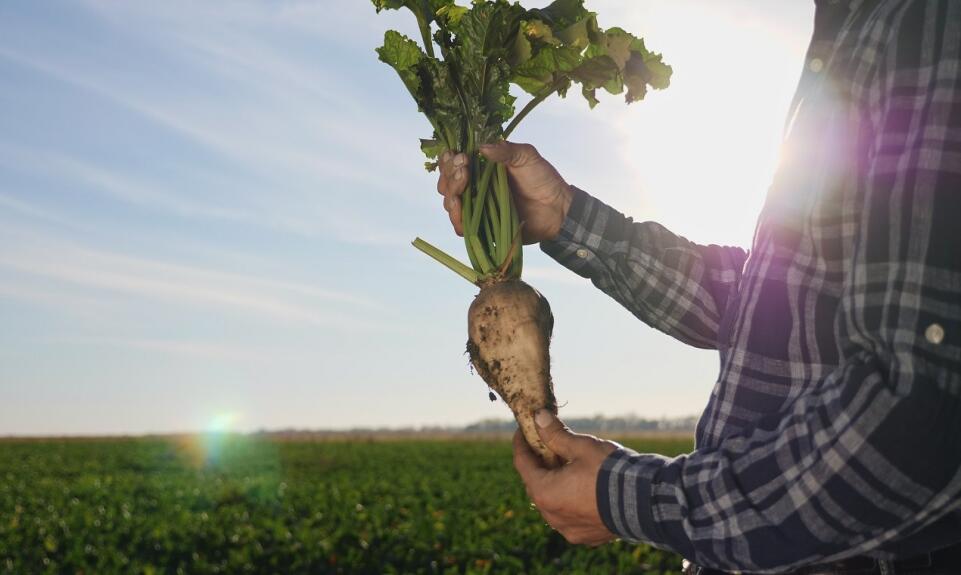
[539,425,566,448]
[519,143,538,158]
[511,143,538,167]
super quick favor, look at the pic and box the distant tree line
[463,415,698,434]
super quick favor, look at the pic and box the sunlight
[603,1,813,248]
[206,412,240,434]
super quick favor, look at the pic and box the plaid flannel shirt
[541,1,961,572]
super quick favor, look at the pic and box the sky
[0,0,814,436]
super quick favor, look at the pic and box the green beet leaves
[375,0,671,156]
[374,0,670,282]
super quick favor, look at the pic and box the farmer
[437,1,961,574]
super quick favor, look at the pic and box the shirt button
[926,323,946,345]
[575,248,589,259]
[809,58,824,73]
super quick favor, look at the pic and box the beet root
[467,279,559,467]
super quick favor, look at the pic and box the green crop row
[0,436,692,574]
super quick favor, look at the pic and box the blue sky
[0,1,813,435]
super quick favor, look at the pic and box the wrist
[544,183,574,242]
[558,182,574,222]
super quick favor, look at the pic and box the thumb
[479,141,538,168]
[534,409,583,460]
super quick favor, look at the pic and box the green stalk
[503,82,564,139]
[469,160,498,234]
[462,172,473,228]
[412,238,479,285]
[461,181,482,272]
[510,197,523,278]
[482,206,496,256]
[496,163,511,266]
[468,235,494,274]
[485,185,501,248]
[496,223,524,277]
[414,3,435,59]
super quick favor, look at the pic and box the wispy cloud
[0,192,79,229]
[0,12,426,246]
[0,228,389,331]
[0,143,249,223]
[39,335,295,364]
[0,282,112,319]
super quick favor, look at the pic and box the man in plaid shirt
[438,1,961,573]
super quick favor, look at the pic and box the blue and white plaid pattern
[541,1,961,572]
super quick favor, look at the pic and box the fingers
[438,151,468,195]
[438,151,468,235]
[479,141,539,168]
[534,409,583,462]
[513,429,548,487]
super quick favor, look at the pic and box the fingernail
[453,169,464,181]
[535,409,554,428]
[453,154,467,167]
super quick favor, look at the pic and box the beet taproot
[467,279,559,467]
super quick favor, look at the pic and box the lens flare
[173,413,243,468]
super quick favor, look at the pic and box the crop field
[0,435,693,574]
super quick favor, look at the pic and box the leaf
[511,44,580,94]
[507,25,532,68]
[436,4,468,26]
[420,138,447,171]
[372,0,456,22]
[586,27,633,68]
[581,85,599,109]
[373,0,671,277]
[527,0,590,30]
[420,56,468,149]
[623,38,672,103]
[570,55,619,91]
[371,0,408,11]
[522,20,558,45]
[420,138,446,158]
[553,13,596,49]
[448,1,526,144]
[567,26,673,107]
[376,31,426,102]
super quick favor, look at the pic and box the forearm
[597,353,961,572]
[540,186,748,349]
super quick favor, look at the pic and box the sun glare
[606,2,812,248]
[206,412,240,434]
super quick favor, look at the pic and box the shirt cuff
[539,186,622,278]
[597,447,671,546]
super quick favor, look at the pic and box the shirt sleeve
[595,2,961,572]
[540,187,748,350]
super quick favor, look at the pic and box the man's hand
[513,409,620,546]
[436,142,574,244]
